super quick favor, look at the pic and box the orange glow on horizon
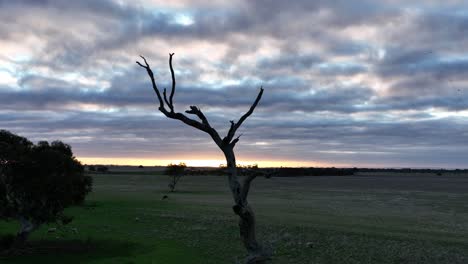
[77,156,329,168]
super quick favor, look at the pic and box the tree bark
[137,55,269,263]
[223,148,270,264]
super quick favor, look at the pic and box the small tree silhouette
[165,162,186,192]
[137,54,270,263]
[0,130,92,249]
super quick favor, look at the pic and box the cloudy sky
[1,0,468,168]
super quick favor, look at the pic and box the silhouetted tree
[165,162,186,192]
[137,54,270,263]
[0,130,92,248]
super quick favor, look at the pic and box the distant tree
[237,164,269,178]
[0,130,92,248]
[138,165,144,169]
[97,166,109,173]
[165,162,186,192]
[239,164,259,170]
[137,54,270,263]
[88,165,96,172]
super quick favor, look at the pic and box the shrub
[165,163,186,192]
[0,130,92,246]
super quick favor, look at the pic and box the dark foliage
[187,166,355,177]
[0,234,15,251]
[165,163,186,192]
[0,130,92,243]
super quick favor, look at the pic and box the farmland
[1,168,468,263]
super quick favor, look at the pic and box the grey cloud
[318,63,368,76]
[1,68,376,117]
[370,47,468,111]
[263,86,374,113]
[379,48,436,66]
[377,49,468,80]
[0,0,140,19]
[1,0,468,168]
[230,112,468,168]
[396,11,468,51]
[257,54,322,71]
[0,110,221,159]
[243,0,383,27]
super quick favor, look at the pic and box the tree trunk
[223,148,270,264]
[137,55,268,263]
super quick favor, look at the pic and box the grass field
[1,169,468,263]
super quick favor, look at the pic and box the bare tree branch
[234,87,263,131]
[137,54,223,146]
[185,106,209,126]
[225,87,264,145]
[184,106,223,145]
[230,133,243,147]
[136,56,165,110]
[163,88,171,108]
[168,53,176,112]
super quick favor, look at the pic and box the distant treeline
[186,167,356,177]
[274,167,355,177]
[85,165,468,177]
[187,167,468,177]
[271,167,468,176]
[357,168,468,174]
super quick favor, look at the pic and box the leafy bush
[0,130,92,245]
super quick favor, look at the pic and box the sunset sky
[1,0,468,168]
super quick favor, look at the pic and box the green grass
[1,172,468,263]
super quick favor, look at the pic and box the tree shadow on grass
[0,238,141,264]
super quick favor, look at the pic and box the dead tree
[137,54,270,263]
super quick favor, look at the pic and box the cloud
[257,54,322,71]
[0,0,467,168]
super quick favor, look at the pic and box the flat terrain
[1,169,468,263]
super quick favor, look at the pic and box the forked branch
[137,54,263,149]
[137,53,268,261]
[136,56,164,110]
[136,54,222,145]
[225,88,264,145]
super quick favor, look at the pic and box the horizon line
[77,157,468,170]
